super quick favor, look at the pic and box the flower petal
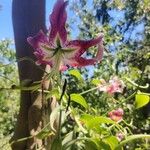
[108,108,124,122]
[27,30,48,49]
[68,35,103,57]
[70,40,104,67]
[33,49,52,66]
[49,0,68,45]
[72,57,97,67]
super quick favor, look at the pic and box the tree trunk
[11,0,46,149]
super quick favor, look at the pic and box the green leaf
[135,94,150,109]
[46,88,60,99]
[70,94,88,109]
[104,136,119,150]
[68,69,83,80]
[62,131,74,146]
[51,137,62,150]
[84,140,98,150]
[91,79,100,85]
[92,138,111,150]
[80,114,118,130]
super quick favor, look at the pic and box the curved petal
[49,0,68,44]
[27,30,49,49]
[71,42,103,67]
[72,57,97,67]
[67,35,103,57]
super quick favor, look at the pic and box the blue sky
[0,0,57,39]
[0,0,144,41]
[0,0,13,39]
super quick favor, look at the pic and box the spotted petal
[49,0,68,45]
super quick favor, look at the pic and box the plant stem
[10,135,33,146]
[104,91,136,116]
[80,86,99,95]
[115,134,150,149]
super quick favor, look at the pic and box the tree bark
[11,1,46,149]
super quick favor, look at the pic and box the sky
[0,0,144,41]
[0,0,56,39]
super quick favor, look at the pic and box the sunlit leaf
[92,138,111,150]
[135,94,150,109]
[70,94,88,109]
[80,114,118,130]
[68,69,83,81]
[104,136,119,150]
[91,79,100,85]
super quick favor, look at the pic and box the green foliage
[0,39,19,148]
[68,69,83,81]
[70,94,88,109]
[135,93,150,109]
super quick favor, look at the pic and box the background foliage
[0,39,19,148]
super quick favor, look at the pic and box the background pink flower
[98,76,125,94]
[108,108,124,122]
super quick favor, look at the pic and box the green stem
[115,134,150,149]
[137,92,150,96]
[124,77,149,89]
[122,119,133,128]
[104,91,136,116]
[58,106,62,140]
[10,135,33,146]
[80,86,99,95]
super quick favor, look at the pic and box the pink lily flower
[27,0,103,71]
[98,76,125,95]
[108,108,124,122]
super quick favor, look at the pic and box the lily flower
[98,76,125,95]
[27,0,103,71]
[108,108,124,122]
